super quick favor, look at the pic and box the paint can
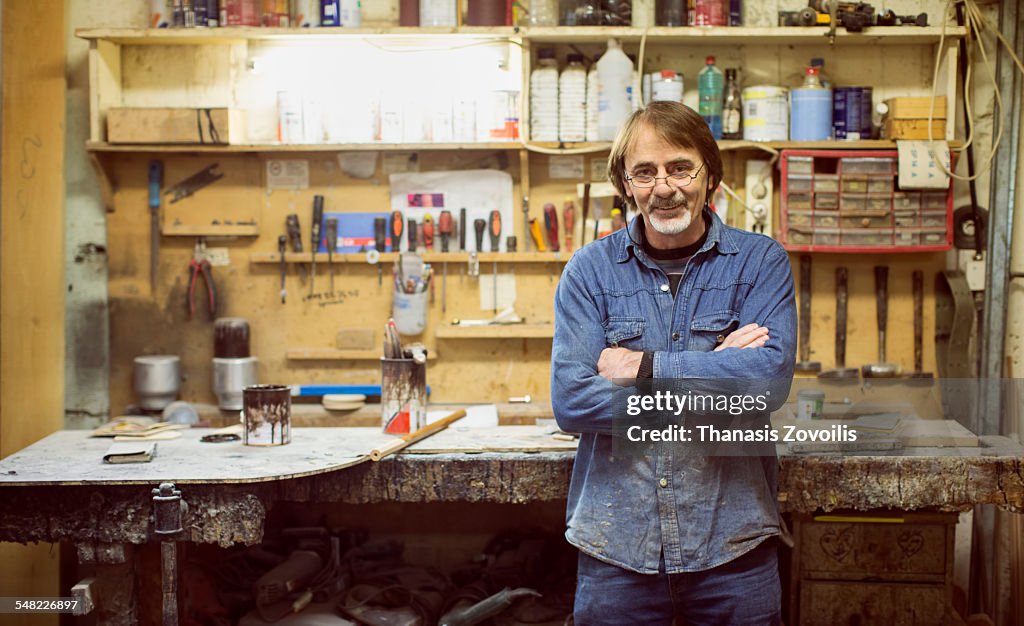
[151,0,170,28]
[834,87,873,139]
[381,358,427,434]
[293,0,320,26]
[243,384,292,446]
[790,87,833,140]
[796,389,825,420]
[320,0,340,26]
[742,86,788,141]
[133,355,181,410]
[339,0,361,26]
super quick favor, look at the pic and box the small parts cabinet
[789,510,957,626]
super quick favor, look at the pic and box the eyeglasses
[625,162,705,188]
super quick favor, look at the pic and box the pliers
[188,238,216,321]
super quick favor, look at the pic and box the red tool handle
[543,203,560,252]
[390,211,404,252]
[563,200,575,252]
[438,210,453,252]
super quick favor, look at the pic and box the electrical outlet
[204,247,230,267]
[744,160,773,236]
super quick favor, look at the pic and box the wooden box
[884,118,948,140]
[106,108,245,145]
[885,96,948,120]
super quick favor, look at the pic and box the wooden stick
[370,409,467,461]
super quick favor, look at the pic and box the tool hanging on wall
[278,235,287,304]
[564,199,576,252]
[407,218,417,253]
[285,214,307,282]
[909,270,934,379]
[390,211,404,253]
[862,266,901,377]
[324,217,338,293]
[165,163,223,204]
[374,217,387,286]
[439,211,453,313]
[543,203,560,252]
[148,160,163,294]
[459,208,467,252]
[795,255,822,372]
[490,210,502,313]
[818,267,859,379]
[528,218,547,252]
[422,214,434,251]
[309,195,324,297]
[188,237,216,321]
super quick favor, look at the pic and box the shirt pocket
[603,316,646,349]
[688,311,740,352]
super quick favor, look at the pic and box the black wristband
[637,351,654,378]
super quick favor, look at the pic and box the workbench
[1,425,1022,624]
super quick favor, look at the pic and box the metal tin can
[243,384,291,446]
[742,85,788,141]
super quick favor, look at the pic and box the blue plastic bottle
[698,56,724,140]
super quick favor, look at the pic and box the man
[551,101,796,625]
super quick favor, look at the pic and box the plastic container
[722,68,742,139]
[650,70,684,103]
[586,56,600,141]
[655,0,686,25]
[698,56,724,139]
[742,85,788,141]
[693,0,726,25]
[815,193,839,210]
[530,48,560,141]
[596,39,634,141]
[790,67,832,141]
[797,389,825,420]
[420,0,456,26]
[559,53,588,142]
[339,0,361,26]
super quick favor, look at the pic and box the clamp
[188,238,216,321]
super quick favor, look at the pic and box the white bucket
[742,86,789,142]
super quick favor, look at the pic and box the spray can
[151,0,171,27]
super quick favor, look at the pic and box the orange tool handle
[390,211,404,252]
[528,218,547,252]
[489,210,502,252]
[563,201,575,252]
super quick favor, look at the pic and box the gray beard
[648,204,693,236]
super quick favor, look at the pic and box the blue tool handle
[148,161,163,209]
[289,384,432,397]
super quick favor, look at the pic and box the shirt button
[660,284,670,292]
[672,332,680,341]
[659,478,668,488]
[716,335,725,343]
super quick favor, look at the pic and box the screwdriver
[407,218,417,253]
[438,211,453,313]
[286,213,307,282]
[489,212,502,312]
[324,217,338,293]
[422,214,434,251]
[390,211,404,253]
[543,203,560,252]
[459,208,467,251]
[563,199,576,252]
[278,235,287,303]
[309,195,324,296]
[374,216,387,285]
[473,218,486,252]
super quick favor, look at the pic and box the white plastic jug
[597,39,634,141]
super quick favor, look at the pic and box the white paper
[425,404,499,428]
[897,140,951,190]
[389,170,515,252]
[549,155,585,179]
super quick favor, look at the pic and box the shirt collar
[615,206,739,263]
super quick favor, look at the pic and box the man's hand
[714,323,769,352]
[598,347,644,383]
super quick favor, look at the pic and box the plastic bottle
[810,57,831,88]
[790,66,833,141]
[586,56,600,141]
[627,54,642,111]
[530,48,560,141]
[698,55,724,140]
[559,53,588,142]
[597,39,634,140]
[722,68,742,139]
[339,0,361,26]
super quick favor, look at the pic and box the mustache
[647,193,687,210]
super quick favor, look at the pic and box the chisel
[324,217,338,293]
[529,218,547,252]
[286,213,307,282]
[390,211,403,253]
[407,218,417,253]
[148,160,163,294]
[309,195,324,296]
[543,203,560,252]
[564,199,576,252]
[278,235,287,303]
[459,208,467,251]
[489,210,501,312]
[438,211,453,313]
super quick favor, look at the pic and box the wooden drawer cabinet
[790,511,957,626]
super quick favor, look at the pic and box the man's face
[622,125,709,241]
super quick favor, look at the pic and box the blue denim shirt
[551,208,797,574]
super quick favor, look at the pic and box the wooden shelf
[435,324,554,339]
[250,251,575,264]
[163,223,259,236]
[286,347,437,360]
[87,141,523,153]
[77,26,963,46]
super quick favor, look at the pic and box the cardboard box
[106,108,245,144]
[884,96,947,119]
[883,118,947,140]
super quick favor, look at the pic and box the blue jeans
[574,539,782,626]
